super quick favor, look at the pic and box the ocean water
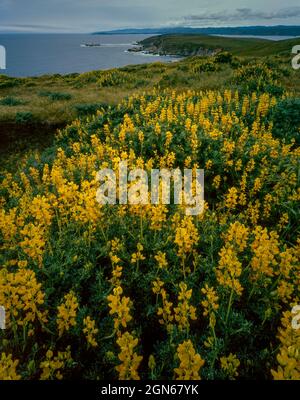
[0,34,178,77]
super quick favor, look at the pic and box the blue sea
[0,34,178,77]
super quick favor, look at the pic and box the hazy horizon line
[1,23,300,35]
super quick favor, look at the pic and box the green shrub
[73,71,103,87]
[192,60,219,73]
[0,96,24,106]
[39,91,72,101]
[214,52,233,64]
[134,79,149,88]
[15,111,34,124]
[270,98,300,144]
[156,72,190,88]
[0,75,21,89]
[264,85,284,97]
[97,69,134,87]
[74,103,105,116]
[233,62,282,92]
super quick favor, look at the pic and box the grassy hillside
[140,34,300,57]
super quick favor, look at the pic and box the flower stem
[225,288,234,325]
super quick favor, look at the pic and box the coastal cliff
[138,35,222,57]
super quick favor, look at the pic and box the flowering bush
[0,88,299,380]
[233,62,284,93]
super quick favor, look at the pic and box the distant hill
[138,34,300,57]
[94,25,300,37]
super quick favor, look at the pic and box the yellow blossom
[57,291,78,337]
[220,353,240,379]
[116,332,143,380]
[107,286,132,331]
[174,340,205,380]
[83,316,98,347]
[0,353,21,380]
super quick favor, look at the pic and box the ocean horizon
[0,33,178,77]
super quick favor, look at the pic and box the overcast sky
[1,0,300,32]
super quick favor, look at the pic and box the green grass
[139,34,300,57]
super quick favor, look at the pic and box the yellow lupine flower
[271,309,300,380]
[0,268,47,328]
[131,243,145,264]
[83,316,99,348]
[174,340,205,380]
[216,245,243,296]
[57,291,79,337]
[174,282,196,331]
[154,251,168,269]
[201,284,219,317]
[225,187,238,209]
[40,346,72,380]
[107,286,132,331]
[115,332,143,380]
[251,226,279,278]
[0,353,21,380]
[220,353,240,379]
[225,221,249,252]
[174,216,199,258]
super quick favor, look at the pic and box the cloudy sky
[1,0,300,32]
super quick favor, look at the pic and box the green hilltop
[139,34,300,57]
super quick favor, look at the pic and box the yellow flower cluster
[225,187,238,209]
[109,238,124,286]
[277,247,299,303]
[271,309,300,380]
[201,284,219,317]
[0,353,21,380]
[83,316,98,348]
[216,245,243,296]
[220,353,240,379]
[57,291,79,337]
[251,226,280,279]
[225,221,249,252]
[0,268,47,328]
[174,282,197,331]
[115,332,143,380]
[110,265,123,287]
[174,340,205,380]
[154,280,174,332]
[174,216,199,258]
[154,251,168,269]
[107,286,133,332]
[19,223,47,266]
[131,243,145,264]
[40,346,72,380]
